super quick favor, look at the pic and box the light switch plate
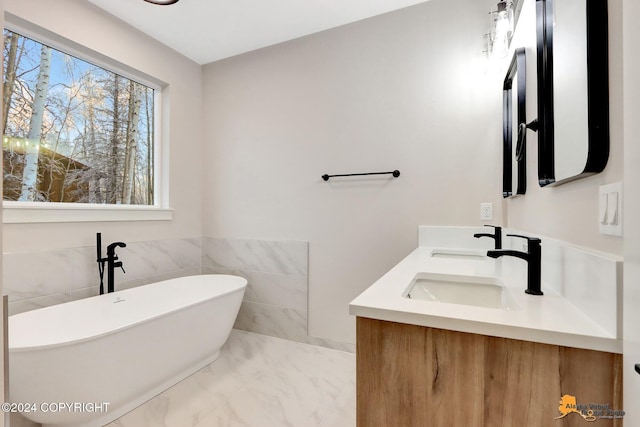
[599,182,623,236]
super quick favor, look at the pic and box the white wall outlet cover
[599,182,623,237]
[480,203,493,220]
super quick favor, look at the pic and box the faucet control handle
[507,234,541,254]
[506,233,541,243]
[113,261,126,274]
[484,225,502,229]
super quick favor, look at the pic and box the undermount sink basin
[404,273,517,310]
[430,248,487,259]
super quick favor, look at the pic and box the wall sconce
[487,0,514,58]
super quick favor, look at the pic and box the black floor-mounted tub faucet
[97,233,127,294]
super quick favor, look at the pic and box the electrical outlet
[480,203,493,220]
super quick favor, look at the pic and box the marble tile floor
[107,330,356,427]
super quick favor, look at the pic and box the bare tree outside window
[2,29,155,205]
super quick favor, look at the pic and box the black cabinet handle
[635,364,640,375]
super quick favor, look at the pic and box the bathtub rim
[9,274,247,353]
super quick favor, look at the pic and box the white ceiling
[87,0,428,65]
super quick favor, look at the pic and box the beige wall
[202,0,503,343]
[506,0,624,256]
[2,0,203,252]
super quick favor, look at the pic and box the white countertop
[349,246,622,354]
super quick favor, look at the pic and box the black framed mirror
[536,0,609,186]
[503,48,526,198]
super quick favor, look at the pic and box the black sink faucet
[474,225,502,249]
[486,234,543,296]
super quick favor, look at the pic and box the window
[3,29,156,207]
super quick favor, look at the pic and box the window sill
[2,202,174,223]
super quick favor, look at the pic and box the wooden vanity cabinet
[356,317,623,427]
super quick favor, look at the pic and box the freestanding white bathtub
[9,274,247,427]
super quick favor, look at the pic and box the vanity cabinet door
[356,317,622,427]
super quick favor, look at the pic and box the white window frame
[2,14,172,223]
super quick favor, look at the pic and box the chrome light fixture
[143,0,179,5]
[487,0,514,58]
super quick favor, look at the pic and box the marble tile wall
[202,237,355,352]
[3,237,201,315]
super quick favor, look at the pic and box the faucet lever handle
[507,234,541,243]
[119,265,126,274]
[484,225,501,229]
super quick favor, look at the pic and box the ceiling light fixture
[143,0,180,5]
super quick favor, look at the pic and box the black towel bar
[322,170,400,181]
